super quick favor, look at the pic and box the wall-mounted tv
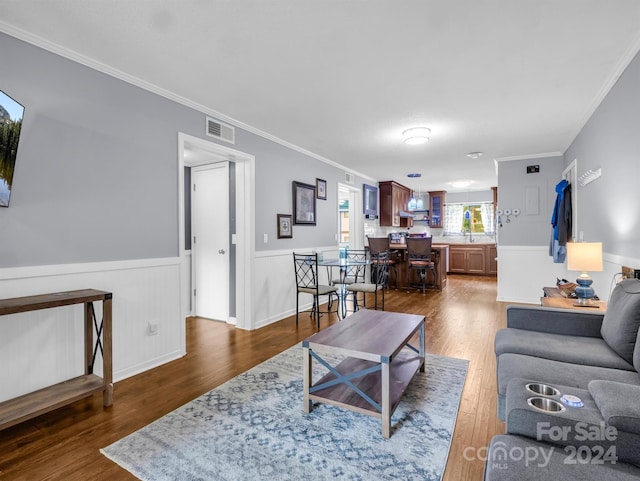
[0,90,25,207]
[363,183,379,219]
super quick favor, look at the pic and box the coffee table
[302,309,425,438]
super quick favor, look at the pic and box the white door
[191,162,229,321]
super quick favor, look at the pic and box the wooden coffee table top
[304,309,424,361]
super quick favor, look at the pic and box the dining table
[318,256,370,318]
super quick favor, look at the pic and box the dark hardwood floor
[0,274,507,481]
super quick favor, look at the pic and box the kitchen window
[444,202,495,235]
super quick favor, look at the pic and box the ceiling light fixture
[407,173,423,210]
[449,180,475,189]
[467,151,483,159]
[403,127,431,145]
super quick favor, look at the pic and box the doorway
[178,133,255,336]
[191,163,229,321]
[337,183,364,249]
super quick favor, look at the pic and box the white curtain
[480,202,495,234]
[444,203,464,235]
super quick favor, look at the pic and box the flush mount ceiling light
[449,180,475,189]
[403,127,431,145]
[466,151,484,159]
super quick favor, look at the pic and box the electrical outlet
[147,321,159,336]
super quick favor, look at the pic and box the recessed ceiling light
[467,152,483,159]
[403,127,430,145]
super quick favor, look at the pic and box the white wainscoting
[253,247,338,330]
[0,258,184,403]
[497,245,640,305]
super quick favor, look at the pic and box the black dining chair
[293,252,339,329]
[406,237,436,294]
[330,249,367,286]
[346,251,388,313]
[366,237,397,289]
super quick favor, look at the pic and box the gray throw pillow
[601,279,640,365]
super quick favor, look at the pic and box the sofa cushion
[497,353,640,396]
[590,380,640,435]
[483,435,640,481]
[495,328,635,371]
[635,325,640,373]
[601,279,640,364]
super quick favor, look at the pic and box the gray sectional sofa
[484,279,640,480]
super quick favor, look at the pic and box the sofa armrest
[589,380,640,435]
[506,305,604,337]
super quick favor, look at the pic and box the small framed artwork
[316,178,327,200]
[277,214,293,239]
[293,181,317,225]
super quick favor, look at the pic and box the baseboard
[114,349,185,382]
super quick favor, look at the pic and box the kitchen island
[388,243,448,290]
[387,239,497,289]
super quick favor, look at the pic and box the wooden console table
[0,289,113,431]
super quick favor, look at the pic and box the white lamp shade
[567,242,603,272]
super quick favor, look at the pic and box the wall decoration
[277,213,293,238]
[316,178,327,200]
[0,90,25,207]
[293,181,316,225]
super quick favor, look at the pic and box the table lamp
[566,242,603,305]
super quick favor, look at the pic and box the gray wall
[235,129,363,252]
[564,49,640,260]
[0,33,196,267]
[0,32,356,268]
[497,156,563,246]
[498,49,640,259]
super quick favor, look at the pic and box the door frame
[191,162,230,323]
[562,159,578,241]
[178,133,255,333]
[337,183,364,249]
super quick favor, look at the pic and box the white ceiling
[2,1,640,192]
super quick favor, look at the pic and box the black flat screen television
[363,183,378,218]
[0,89,25,207]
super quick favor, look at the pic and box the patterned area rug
[101,345,468,481]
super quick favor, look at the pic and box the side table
[541,287,607,312]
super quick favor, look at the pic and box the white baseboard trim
[114,349,185,382]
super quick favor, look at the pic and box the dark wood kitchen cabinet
[449,245,490,275]
[428,191,445,228]
[379,181,412,228]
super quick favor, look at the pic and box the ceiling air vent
[206,117,235,144]
[345,172,355,184]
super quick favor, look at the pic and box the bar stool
[366,236,397,289]
[406,237,436,294]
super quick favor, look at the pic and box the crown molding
[0,22,376,182]
[494,152,563,163]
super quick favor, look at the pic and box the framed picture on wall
[316,178,327,200]
[293,181,316,225]
[277,214,293,238]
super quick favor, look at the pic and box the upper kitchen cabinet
[379,181,413,227]
[428,191,446,228]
